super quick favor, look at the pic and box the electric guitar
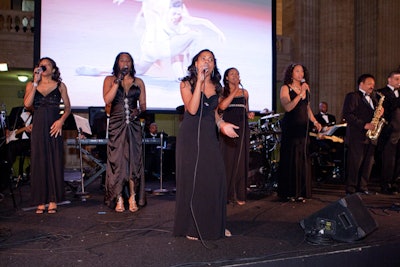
[309,132,344,143]
[6,126,29,144]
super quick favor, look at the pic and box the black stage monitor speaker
[300,193,378,243]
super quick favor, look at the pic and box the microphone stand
[153,131,168,195]
[75,127,89,201]
[138,120,147,206]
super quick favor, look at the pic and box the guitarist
[5,106,32,180]
[314,101,337,130]
[311,101,338,174]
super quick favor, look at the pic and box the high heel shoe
[48,202,57,214]
[129,195,138,212]
[115,196,125,212]
[36,204,45,214]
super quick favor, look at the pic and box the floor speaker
[299,193,378,242]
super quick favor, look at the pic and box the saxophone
[366,92,386,140]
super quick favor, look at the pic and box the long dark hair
[181,49,223,96]
[112,52,136,78]
[38,57,61,82]
[222,67,238,98]
[283,63,309,86]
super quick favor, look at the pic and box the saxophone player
[342,74,384,195]
[377,70,400,195]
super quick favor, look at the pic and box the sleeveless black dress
[277,87,312,199]
[220,95,249,203]
[30,86,65,206]
[173,93,227,240]
[104,83,144,208]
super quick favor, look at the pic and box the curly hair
[38,57,62,83]
[282,63,309,85]
[222,67,238,98]
[181,49,223,96]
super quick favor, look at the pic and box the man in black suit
[377,70,400,194]
[315,101,336,130]
[342,74,383,195]
[144,122,167,179]
[311,101,338,175]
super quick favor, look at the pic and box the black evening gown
[104,84,144,208]
[220,95,249,203]
[173,93,227,240]
[277,87,312,199]
[30,86,65,206]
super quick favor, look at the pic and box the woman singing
[103,52,146,212]
[24,57,71,214]
[278,63,321,202]
[219,67,255,205]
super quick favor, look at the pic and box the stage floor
[1,173,400,267]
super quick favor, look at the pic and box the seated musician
[5,106,33,181]
[144,122,168,180]
[311,101,337,167]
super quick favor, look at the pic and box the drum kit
[249,113,282,153]
[248,112,283,190]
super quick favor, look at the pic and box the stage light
[0,63,8,71]
[17,75,29,82]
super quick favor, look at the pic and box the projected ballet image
[40,0,273,110]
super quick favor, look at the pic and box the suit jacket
[378,86,400,142]
[342,90,376,144]
[314,112,336,127]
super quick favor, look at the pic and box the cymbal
[260,113,283,120]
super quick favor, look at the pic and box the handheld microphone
[300,78,310,100]
[121,66,129,76]
[35,65,47,74]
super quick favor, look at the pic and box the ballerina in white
[114,0,225,80]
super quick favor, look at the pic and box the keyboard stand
[76,147,106,193]
[67,135,107,195]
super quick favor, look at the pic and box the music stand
[153,131,169,195]
[73,114,92,201]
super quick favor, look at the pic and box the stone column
[319,0,355,120]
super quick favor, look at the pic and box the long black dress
[173,93,227,240]
[30,86,65,206]
[277,87,312,200]
[220,95,249,203]
[104,83,144,208]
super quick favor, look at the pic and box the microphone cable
[302,94,312,201]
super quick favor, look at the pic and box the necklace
[290,84,301,93]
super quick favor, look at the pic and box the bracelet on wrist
[33,82,38,87]
[114,78,121,84]
[216,118,224,130]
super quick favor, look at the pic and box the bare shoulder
[135,77,145,85]
[180,80,190,90]
[59,81,68,91]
